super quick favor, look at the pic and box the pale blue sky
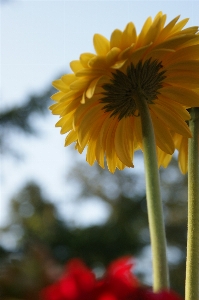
[1,0,199,108]
[1,0,199,233]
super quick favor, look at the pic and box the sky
[1,0,199,233]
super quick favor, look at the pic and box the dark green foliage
[0,156,188,298]
[0,87,54,134]
[0,180,148,299]
[0,86,55,157]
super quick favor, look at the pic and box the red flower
[40,257,183,300]
[107,256,139,289]
[40,259,95,300]
[91,257,138,300]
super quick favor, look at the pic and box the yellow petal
[151,103,191,138]
[50,102,68,115]
[167,60,199,71]
[73,99,97,129]
[154,34,197,51]
[93,34,110,56]
[165,74,199,89]
[80,53,95,68]
[75,141,84,154]
[110,29,122,49]
[143,14,164,45]
[60,96,81,116]
[86,76,103,99]
[56,113,73,134]
[52,79,68,92]
[166,45,199,64]
[100,114,114,149]
[178,136,188,174]
[150,110,175,154]
[88,56,108,69]
[61,74,76,85]
[97,114,116,170]
[60,121,73,135]
[153,11,163,22]
[171,18,189,34]
[180,35,199,48]
[160,86,199,107]
[121,22,137,49]
[76,68,106,77]
[180,26,198,35]
[91,114,111,169]
[64,130,77,146]
[125,117,136,155]
[55,117,65,127]
[70,77,90,91]
[86,140,96,166]
[155,12,167,30]
[116,158,125,170]
[105,118,118,173]
[129,43,152,65]
[115,118,134,167]
[70,61,83,73]
[51,91,65,102]
[157,147,172,168]
[118,44,135,61]
[137,17,152,47]
[59,90,82,103]
[111,60,127,69]
[86,118,106,166]
[106,47,121,66]
[134,116,143,148]
[78,106,104,148]
[144,48,175,62]
[157,97,190,120]
[156,15,180,42]
[80,92,86,104]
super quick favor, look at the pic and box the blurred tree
[0,180,147,299]
[0,155,188,298]
[0,183,68,299]
[0,89,51,132]
[0,86,55,157]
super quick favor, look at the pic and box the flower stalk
[185,108,199,300]
[135,90,169,291]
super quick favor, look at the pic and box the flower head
[51,12,199,172]
[40,257,182,300]
[40,257,138,300]
[40,259,96,300]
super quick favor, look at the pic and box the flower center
[101,58,166,120]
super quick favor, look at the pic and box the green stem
[185,108,199,300]
[135,91,169,291]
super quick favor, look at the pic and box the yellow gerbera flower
[51,12,199,173]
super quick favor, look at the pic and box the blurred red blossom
[40,257,183,300]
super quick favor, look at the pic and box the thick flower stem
[185,108,199,300]
[135,91,169,291]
